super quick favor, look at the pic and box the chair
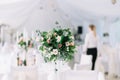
[74,54,92,70]
[0,54,12,74]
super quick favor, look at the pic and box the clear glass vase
[54,60,66,72]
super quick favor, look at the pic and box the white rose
[52,49,58,55]
[56,36,61,42]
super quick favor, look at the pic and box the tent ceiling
[0,0,40,28]
[57,0,120,21]
[0,0,22,5]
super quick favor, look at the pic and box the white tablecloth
[59,70,105,80]
[0,44,105,80]
[10,66,39,80]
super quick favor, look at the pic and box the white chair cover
[101,45,119,75]
[74,54,92,70]
[0,54,12,74]
[115,44,120,77]
[1,43,14,54]
[74,45,82,63]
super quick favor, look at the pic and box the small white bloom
[70,36,74,40]
[43,50,47,54]
[56,36,61,42]
[52,49,58,55]
[48,47,52,51]
[63,32,68,36]
[41,37,44,41]
[46,54,51,58]
[66,42,70,46]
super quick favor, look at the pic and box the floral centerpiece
[18,33,34,66]
[18,34,34,51]
[39,28,76,62]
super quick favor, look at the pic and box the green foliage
[39,28,76,62]
[18,38,34,51]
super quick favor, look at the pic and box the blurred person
[83,24,99,70]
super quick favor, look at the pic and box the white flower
[43,50,47,54]
[52,49,58,55]
[41,37,44,41]
[56,36,61,42]
[46,54,51,58]
[54,33,57,36]
[63,31,68,36]
[66,42,70,46]
[70,42,75,46]
[70,36,74,40]
[48,47,52,51]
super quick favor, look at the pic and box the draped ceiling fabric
[0,0,40,28]
[22,0,74,33]
[0,0,74,42]
[57,0,120,22]
[0,0,73,30]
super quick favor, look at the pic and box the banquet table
[8,67,105,80]
[0,44,105,80]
